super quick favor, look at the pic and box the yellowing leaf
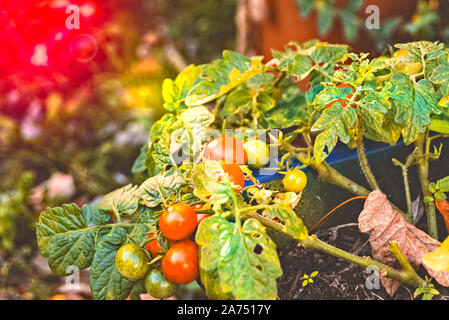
[186,51,264,106]
[423,237,449,272]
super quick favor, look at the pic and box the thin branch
[356,118,381,191]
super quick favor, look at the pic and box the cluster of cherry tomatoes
[115,202,209,299]
[114,135,307,299]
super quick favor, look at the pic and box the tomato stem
[356,118,381,191]
[240,211,427,290]
[416,131,438,239]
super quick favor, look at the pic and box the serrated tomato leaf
[94,184,139,217]
[311,104,352,162]
[192,161,231,206]
[196,216,282,300]
[264,205,308,240]
[162,64,207,112]
[137,171,186,208]
[186,50,264,106]
[390,74,440,144]
[90,227,137,300]
[36,203,98,276]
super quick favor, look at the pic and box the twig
[392,148,418,223]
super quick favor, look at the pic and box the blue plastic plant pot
[246,135,449,233]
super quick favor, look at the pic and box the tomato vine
[36,40,449,300]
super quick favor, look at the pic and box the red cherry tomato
[161,239,199,284]
[220,163,245,193]
[145,233,162,257]
[203,136,247,165]
[159,203,197,241]
[325,84,356,109]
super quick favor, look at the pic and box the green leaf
[133,113,178,175]
[395,41,444,64]
[146,113,179,176]
[82,204,110,226]
[390,74,440,144]
[295,0,314,17]
[131,143,148,174]
[147,135,176,176]
[36,204,97,276]
[186,50,264,106]
[272,50,313,80]
[311,104,351,162]
[339,6,361,42]
[200,268,233,300]
[137,171,186,208]
[264,205,308,240]
[162,64,207,112]
[436,176,449,193]
[94,184,139,217]
[90,227,137,300]
[261,84,311,129]
[317,1,336,35]
[429,109,449,134]
[220,83,276,126]
[310,43,348,65]
[196,216,282,300]
[192,161,231,205]
[170,106,215,160]
[358,89,391,141]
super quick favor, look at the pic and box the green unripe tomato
[282,168,307,193]
[115,243,150,279]
[243,139,270,169]
[145,268,178,299]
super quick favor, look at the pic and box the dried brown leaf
[358,190,449,296]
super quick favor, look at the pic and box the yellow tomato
[282,169,307,193]
[243,139,270,169]
[393,49,423,76]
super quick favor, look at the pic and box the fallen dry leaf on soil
[436,199,449,233]
[358,190,449,296]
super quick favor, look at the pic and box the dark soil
[277,223,448,300]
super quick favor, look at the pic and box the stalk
[416,132,438,239]
[241,211,427,290]
[356,119,381,191]
[281,141,408,217]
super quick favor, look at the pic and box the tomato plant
[36,40,449,300]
